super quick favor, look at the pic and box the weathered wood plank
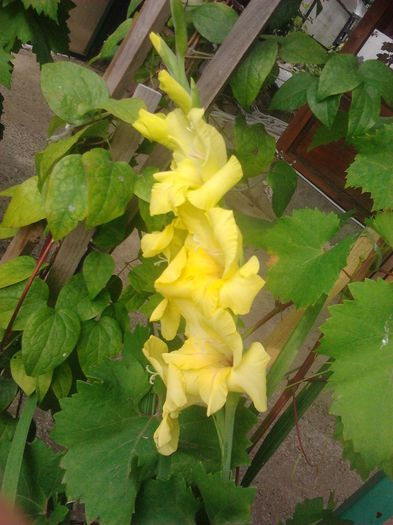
[197,0,281,108]
[103,0,170,98]
[0,224,44,263]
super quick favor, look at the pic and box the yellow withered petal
[228,342,270,412]
[158,70,192,114]
[154,411,180,456]
[220,256,265,315]
[187,155,243,210]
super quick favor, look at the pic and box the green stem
[1,394,37,504]
[221,393,240,480]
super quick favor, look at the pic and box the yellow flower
[144,334,270,455]
[158,70,192,114]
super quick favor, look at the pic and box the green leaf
[279,31,328,65]
[0,48,12,88]
[0,278,49,330]
[41,62,109,124]
[230,40,278,109]
[270,72,313,111]
[191,3,238,44]
[308,111,348,150]
[127,0,143,17]
[318,54,361,100]
[36,119,109,187]
[43,154,88,240]
[56,274,111,321]
[334,417,372,481]
[347,84,380,137]
[171,0,188,58]
[134,168,158,202]
[370,211,393,247]
[10,352,52,399]
[100,97,145,124]
[47,114,66,137]
[319,279,393,477]
[0,256,35,289]
[52,365,157,525]
[134,476,198,524]
[22,306,80,376]
[93,213,133,250]
[346,133,393,211]
[306,79,340,128]
[195,469,255,525]
[265,0,302,32]
[21,0,60,21]
[0,377,17,412]
[83,148,135,228]
[51,361,72,399]
[267,160,297,217]
[82,251,115,300]
[0,225,17,239]
[359,59,393,109]
[260,209,354,307]
[77,316,122,375]
[128,259,164,295]
[234,117,275,178]
[234,211,273,249]
[92,18,133,62]
[0,176,45,228]
[282,497,352,525]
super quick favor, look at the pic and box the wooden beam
[197,0,281,108]
[103,0,170,98]
[0,224,44,263]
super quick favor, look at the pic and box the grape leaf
[318,54,361,99]
[133,476,199,525]
[21,0,60,21]
[0,48,12,88]
[234,117,275,178]
[319,279,393,477]
[267,160,297,217]
[192,3,238,44]
[234,211,273,249]
[279,31,328,65]
[359,59,393,109]
[22,306,80,376]
[230,39,278,109]
[82,251,115,300]
[41,61,109,124]
[0,176,45,228]
[306,79,340,128]
[77,316,122,375]
[100,97,146,125]
[52,356,157,525]
[270,72,313,111]
[334,417,372,481]
[282,497,352,525]
[370,211,393,247]
[260,209,354,307]
[347,84,380,137]
[0,256,35,289]
[43,154,87,240]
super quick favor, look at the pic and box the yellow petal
[228,342,270,412]
[165,363,188,412]
[133,109,173,148]
[220,256,265,315]
[164,337,226,370]
[141,222,175,258]
[187,155,243,210]
[198,367,230,416]
[142,335,168,380]
[158,70,192,113]
[156,247,187,285]
[154,411,180,456]
[160,301,181,340]
[207,207,242,276]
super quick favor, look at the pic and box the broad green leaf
[0,49,12,88]
[134,168,158,202]
[52,364,157,525]
[270,72,313,111]
[347,84,380,137]
[260,209,353,307]
[195,469,255,525]
[56,274,111,321]
[83,148,135,227]
[234,211,273,249]
[359,59,393,109]
[308,111,348,150]
[265,0,302,32]
[191,3,238,44]
[306,79,340,128]
[234,117,275,178]
[346,129,393,210]
[0,176,45,228]
[43,154,87,240]
[267,160,297,217]
[319,279,393,477]
[47,114,66,137]
[106,274,123,302]
[51,361,72,399]
[282,497,352,525]
[10,352,52,399]
[138,199,173,232]
[41,61,109,124]
[318,54,361,99]
[134,476,199,524]
[22,306,80,376]
[171,0,188,58]
[93,213,133,251]
[102,302,130,333]
[0,256,35,289]
[334,417,372,481]
[92,18,133,62]
[77,316,122,375]
[279,31,328,65]
[128,259,164,295]
[370,211,393,247]
[36,119,109,187]
[0,278,49,330]
[82,251,115,300]
[0,225,17,239]
[100,97,145,124]
[230,40,278,109]
[0,377,17,412]
[21,0,60,21]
